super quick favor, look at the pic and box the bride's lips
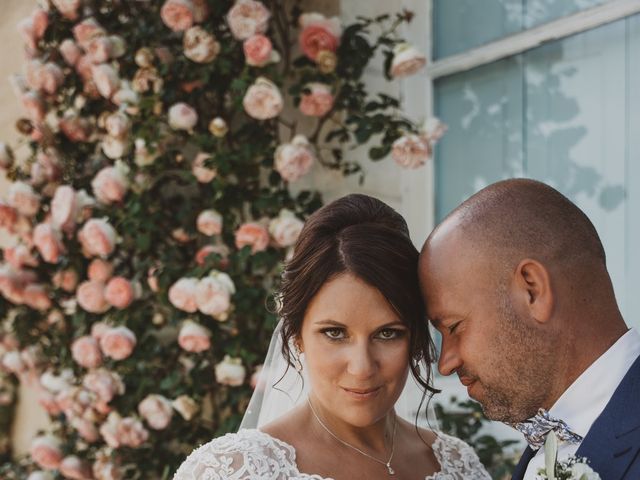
[341,386,382,400]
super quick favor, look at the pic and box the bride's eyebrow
[313,319,407,329]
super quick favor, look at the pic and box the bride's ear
[514,258,554,324]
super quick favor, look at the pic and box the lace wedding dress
[173,428,491,479]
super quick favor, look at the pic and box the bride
[174,194,490,479]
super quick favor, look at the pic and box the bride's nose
[346,341,377,379]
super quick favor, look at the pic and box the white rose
[570,463,601,480]
[196,271,235,319]
[196,209,223,236]
[172,395,199,421]
[168,102,198,131]
[269,209,303,247]
[215,355,246,386]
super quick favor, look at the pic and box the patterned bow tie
[512,408,583,450]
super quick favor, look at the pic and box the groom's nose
[437,336,462,376]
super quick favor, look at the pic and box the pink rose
[4,245,38,270]
[88,259,114,282]
[92,166,129,204]
[215,355,246,386]
[83,368,124,403]
[17,9,49,51]
[235,222,269,253]
[78,218,117,258]
[40,63,64,95]
[33,223,64,264]
[72,18,106,50]
[390,44,427,78]
[30,435,63,470]
[59,455,93,479]
[71,417,100,443]
[59,114,91,142]
[31,150,62,186]
[242,77,283,120]
[52,0,82,20]
[227,0,271,40]
[23,284,52,311]
[51,185,78,231]
[183,26,220,63]
[21,91,46,123]
[99,326,136,361]
[299,13,341,61]
[86,37,114,64]
[100,412,149,448]
[138,394,173,430]
[243,34,272,67]
[92,455,123,480]
[160,0,194,32]
[77,280,110,313]
[391,134,431,169]
[168,277,199,312]
[178,320,211,352]
[192,152,217,183]
[269,209,304,247]
[53,269,79,292]
[90,321,110,343]
[168,102,198,131]
[274,134,315,182]
[299,83,334,117]
[72,335,103,369]
[59,39,82,66]
[104,277,136,309]
[196,272,235,319]
[91,64,120,99]
[197,209,223,236]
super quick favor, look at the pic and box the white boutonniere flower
[536,431,601,480]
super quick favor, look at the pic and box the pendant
[386,463,395,475]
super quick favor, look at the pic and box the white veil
[240,320,439,430]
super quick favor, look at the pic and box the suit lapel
[511,446,536,480]
[576,354,640,479]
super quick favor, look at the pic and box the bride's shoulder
[173,429,298,480]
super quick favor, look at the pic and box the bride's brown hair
[276,193,439,399]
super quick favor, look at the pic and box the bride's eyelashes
[318,327,407,342]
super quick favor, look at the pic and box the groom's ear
[513,258,554,324]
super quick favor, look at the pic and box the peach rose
[0,202,18,232]
[183,26,220,63]
[78,218,117,258]
[105,277,137,309]
[100,412,149,448]
[227,0,271,40]
[51,185,78,231]
[274,134,315,182]
[235,222,269,254]
[178,320,211,352]
[17,9,49,52]
[30,435,63,470]
[59,39,82,66]
[100,326,136,361]
[168,102,198,131]
[390,43,427,78]
[59,455,93,480]
[21,91,46,123]
[8,182,39,217]
[171,395,199,421]
[269,209,304,247]
[243,34,272,67]
[195,244,229,267]
[90,321,110,343]
[4,245,38,270]
[53,269,79,292]
[242,77,283,120]
[60,114,91,142]
[215,355,246,386]
[41,63,65,95]
[299,13,341,61]
[23,284,52,311]
[52,0,81,20]
[168,277,199,313]
[72,18,106,50]
[299,83,334,117]
[31,150,62,186]
[391,133,431,169]
[197,209,223,236]
[138,394,173,430]
[77,280,110,313]
[192,152,217,183]
[92,64,120,99]
[33,223,64,264]
[83,368,124,403]
[86,37,113,64]
[71,336,103,369]
[160,0,194,32]
[88,259,114,283]
[92,165,129,204]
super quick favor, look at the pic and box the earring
[294,345,303,372]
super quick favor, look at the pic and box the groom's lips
[458,376,476,387]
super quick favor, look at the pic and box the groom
[418,179,640,479]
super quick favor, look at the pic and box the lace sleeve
[429,433,492,480]
[173,429,301,480]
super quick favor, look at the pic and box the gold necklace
[307,397,398,475]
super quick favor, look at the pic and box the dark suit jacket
[512,354,640,480]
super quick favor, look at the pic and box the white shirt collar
[549,328,640,438]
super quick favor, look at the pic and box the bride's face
[298,272,411,428]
